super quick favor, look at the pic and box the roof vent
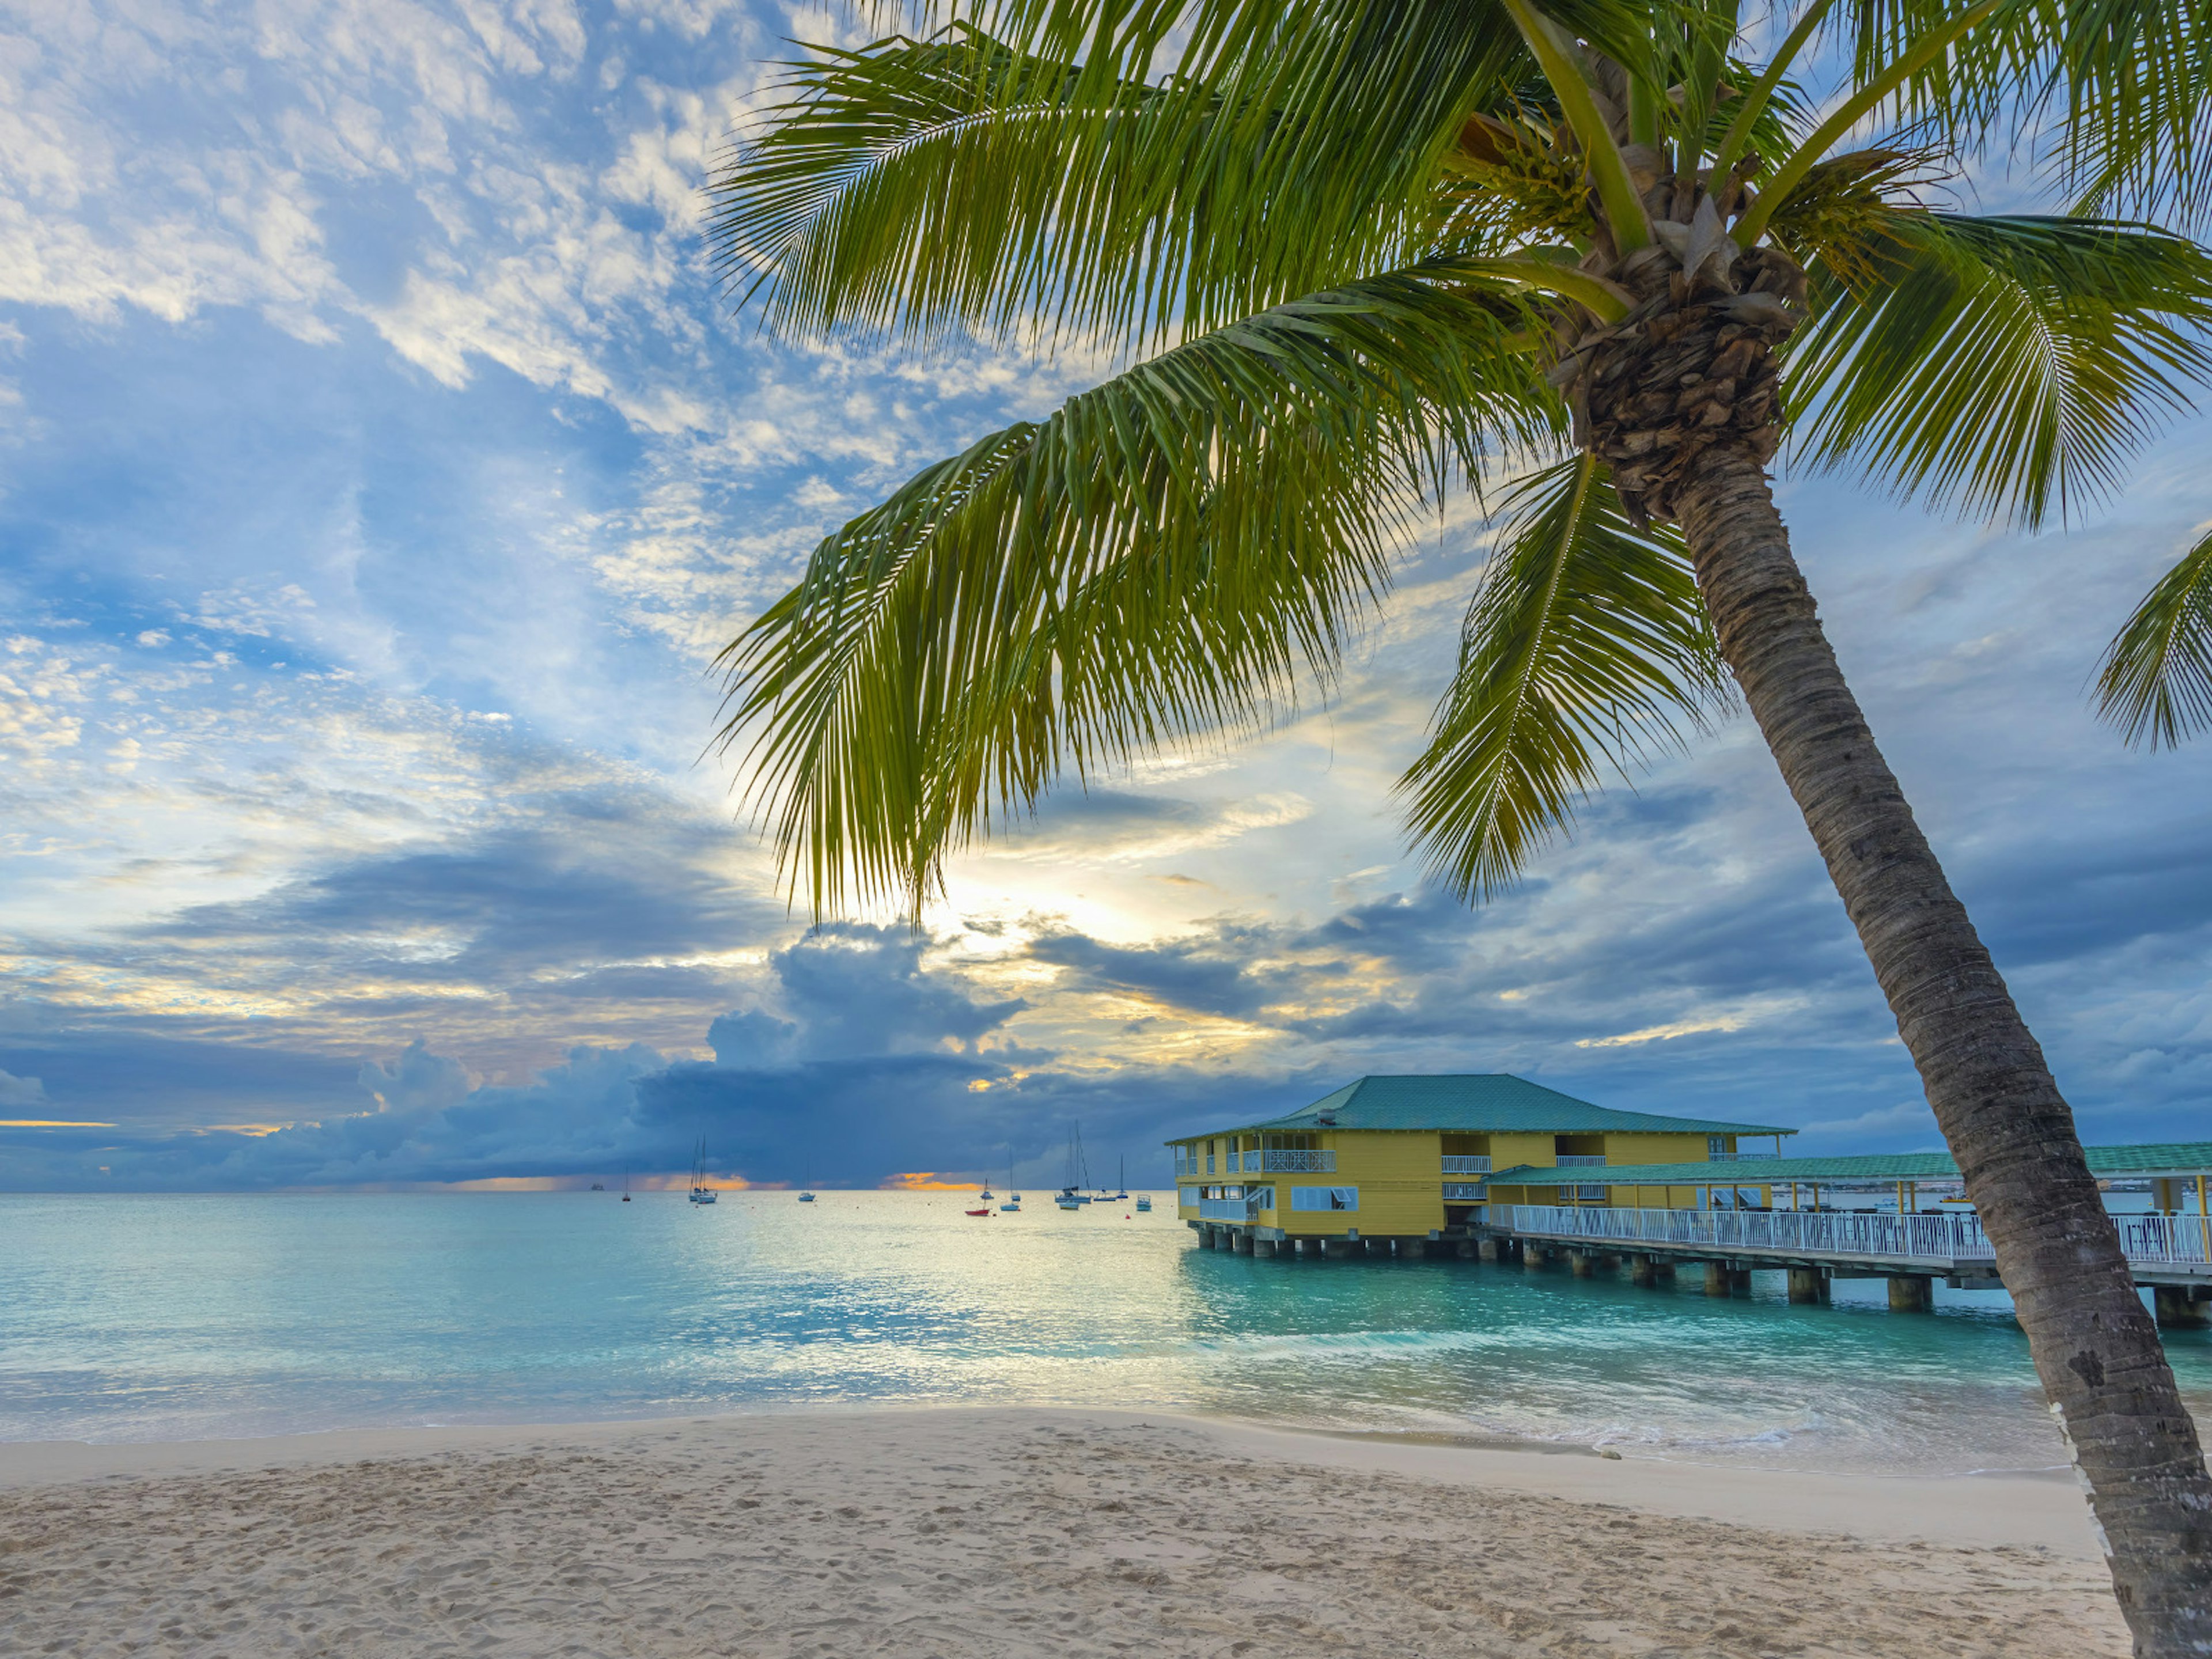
[1315,1114,1337,1126]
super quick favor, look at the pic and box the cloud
[7,0,2212,1203]
[0,1068,47,1107]
[2,926,1070,1190]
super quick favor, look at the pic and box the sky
[3,0,2212,1192]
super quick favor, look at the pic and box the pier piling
[2156,1286,2211,1328]
[1787,1267,1829,1305]
[1569,1249,1596,1278]
[1477,1238,1502,1263]
[1703,1262,1732,1297]
[1628,1253,1656,1288]
[1887,1275,1934,1313]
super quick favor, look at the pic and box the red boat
[964,1206,991,1217]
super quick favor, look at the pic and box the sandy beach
[0,1406,2124,1657]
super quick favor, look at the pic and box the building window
[1206,1141,1215,1175]
[1179,1185,1203,1208]
[1291,1186,1359,1212]
[1708,1134,1729,1158]
[1247,1187,1276,1212]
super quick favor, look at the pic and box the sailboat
[999,1148,1021,1213]
[688,1137,718,1205]
[798,1154,816,1203]
[622,1163,631,1203]
[1055,1126,1092,1209]
[1108,1157,1130,1202]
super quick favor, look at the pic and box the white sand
[0,1407,2125,1656]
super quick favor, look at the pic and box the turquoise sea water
[5,1191,2207,1473]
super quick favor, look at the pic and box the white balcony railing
[1500,1203,2212,1269]
[2118,1213,2212,1266]
[1441,1155,1491,1175]
[1709,1151,1779,1162]
[1498,1203,2003,1264]
[1263,1149,1335,1173]
[1554,1154,1607,1167]
[1198,1197,1249,1221]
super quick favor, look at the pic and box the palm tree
[706,1,2212,1642]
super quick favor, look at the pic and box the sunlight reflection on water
[4,1191,2205,1474]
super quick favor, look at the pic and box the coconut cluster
[1549,192,1809,528]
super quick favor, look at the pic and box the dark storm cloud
[2,927,1039,1191]
[131,806,773,990]
[0,783,783,1104]
[8,759,2212,1192]
[1025,919,1316,1020]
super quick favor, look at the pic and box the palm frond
[2096,525,2212,748]
[709,1,1538,353]
[2035,1,2212,229]
[1783,212,2212,526]
[1399,454,1733,900]
[1823,0,2024,151]
[717,264,1559,914]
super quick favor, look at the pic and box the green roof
[2084,1142,2212,1177]
[1171,1074,1793,1143]
[1488,1141,2212,1187]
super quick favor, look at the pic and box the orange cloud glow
[878,1171,984,1191]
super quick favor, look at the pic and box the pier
[1189,1207,2212,1329]
[1171,1081,2212,1331]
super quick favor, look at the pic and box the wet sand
[0,1406,2126,1656]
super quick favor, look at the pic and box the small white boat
[1134,1195,1152,1212]
[688,1136,718,1204]
[1000,1150,1021,1211]
[798,1154,816,1202]
[1055,1126,1096,1208]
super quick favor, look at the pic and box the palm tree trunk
[1675,440,2212,1655]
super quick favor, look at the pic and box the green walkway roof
[1487,1141,2212,1187]
[1171,1074,1793,1142]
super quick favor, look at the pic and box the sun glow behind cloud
[1,1,2211,1191]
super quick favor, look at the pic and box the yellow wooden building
[1171,1074,1791,1251]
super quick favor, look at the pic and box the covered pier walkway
[1481,1141,2212,1325]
